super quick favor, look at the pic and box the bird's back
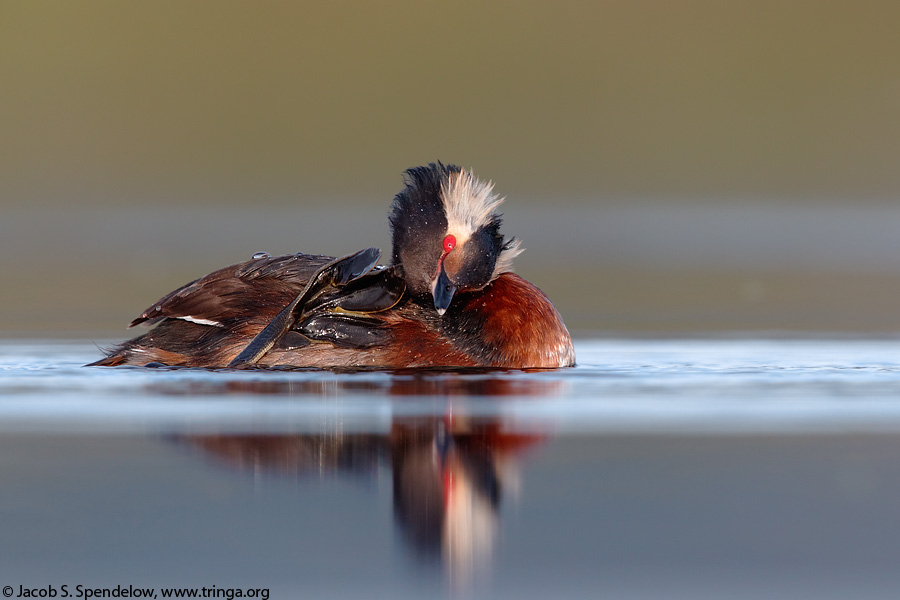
[90,253,334,367]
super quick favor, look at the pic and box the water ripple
[3,338,900,434]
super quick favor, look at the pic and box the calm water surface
[3,338,900,599]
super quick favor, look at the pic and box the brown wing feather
[129,253,334,327]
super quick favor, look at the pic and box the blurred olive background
[3,1,900,337]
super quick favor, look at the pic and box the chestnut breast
[441,273,575,368]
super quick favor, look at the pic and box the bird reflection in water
[171,373,560,584]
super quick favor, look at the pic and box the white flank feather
[178,316,223,327]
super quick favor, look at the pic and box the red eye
[442,234,456,253]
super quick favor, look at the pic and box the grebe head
[389,163,523,315]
